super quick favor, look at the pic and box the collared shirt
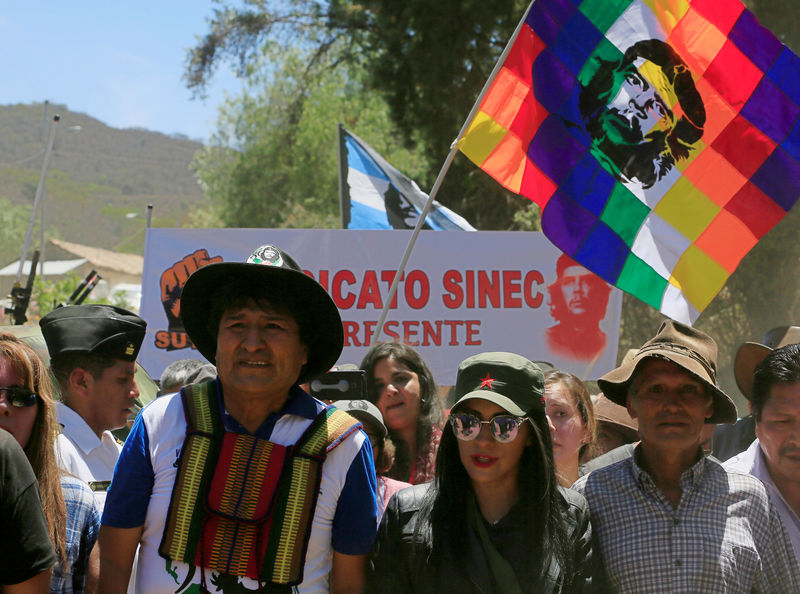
[726,439,800,563]
[50,474,101,593]
[572,445,800,593]
[103,380,377,594]
[55,401,122,511]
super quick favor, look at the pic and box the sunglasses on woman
[449,413,530,444]
[0,386,38,408]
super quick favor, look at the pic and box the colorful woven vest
[158,380,360,586]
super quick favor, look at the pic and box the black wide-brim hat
[179,244,343,383]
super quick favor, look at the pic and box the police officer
[40,305,146,510]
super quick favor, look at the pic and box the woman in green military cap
[369,351,601,592]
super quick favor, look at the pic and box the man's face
[627,358,712,453]
[756,382,800,488]
[602,58,677,145]
[560,265,594,316]
[215,300,308,401]
[595,423,631,456]
[84,359,139,434]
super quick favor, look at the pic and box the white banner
[139,229,623,386]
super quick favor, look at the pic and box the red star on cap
[478,373,494,389]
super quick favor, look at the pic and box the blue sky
[0,1,243,141]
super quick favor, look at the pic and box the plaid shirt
[50,474,100,593]
[572,446,800,593]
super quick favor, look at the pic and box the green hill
[0,102,206,264]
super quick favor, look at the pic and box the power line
[0,149,46,167]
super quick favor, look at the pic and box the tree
[191,42,432,228]
[186,0,536,230]
[746,0,800,51]
[0,197,34,265]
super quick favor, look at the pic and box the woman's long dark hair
[415,407,575,587]
[360,342,443,481]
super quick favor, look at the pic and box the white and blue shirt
[102,382,377,593]
[725,439,800,565]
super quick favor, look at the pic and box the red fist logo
[160,249,223,331]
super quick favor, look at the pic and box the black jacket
[368,483,604,593]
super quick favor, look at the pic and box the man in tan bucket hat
[572,320,799,592]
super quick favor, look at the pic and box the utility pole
[7,114,59,325]
[16,114,59,284]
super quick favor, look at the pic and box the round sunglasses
[449,413,530,444]
[0,386,38,408]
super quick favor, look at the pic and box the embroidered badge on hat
[125,343,135,357]
[247,245,283,267]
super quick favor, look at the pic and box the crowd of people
[2,242,799,593]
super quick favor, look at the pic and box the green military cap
[452,352,546,417]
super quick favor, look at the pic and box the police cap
[40,305,146,361]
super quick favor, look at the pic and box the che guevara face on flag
[579,39,706,189]
[459,0,800,324]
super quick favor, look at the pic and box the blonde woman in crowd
[544,370,596,486]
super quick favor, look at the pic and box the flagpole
[374,1,536,340]
[337,123,349,229]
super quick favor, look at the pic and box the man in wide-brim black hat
[573,320,799,591]
[99,244,377,592]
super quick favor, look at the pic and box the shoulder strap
[160,380,223,568]
[295,406,362,457]
[180,380,222,436]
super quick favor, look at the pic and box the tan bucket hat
[598,320,737,424]
[734,326,800,400]
[593,393,638,442]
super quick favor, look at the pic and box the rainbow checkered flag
[459,0,800,324]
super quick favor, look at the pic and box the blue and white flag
[339,125,475,230]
